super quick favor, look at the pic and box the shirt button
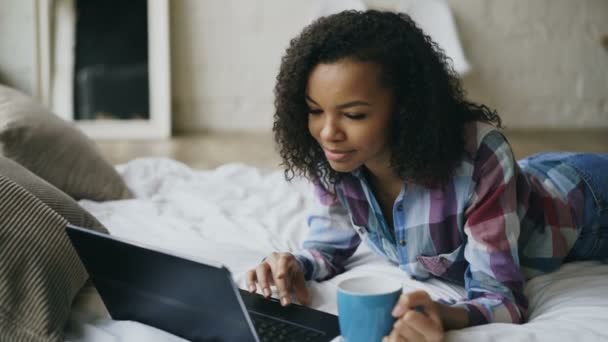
[399,239,406,246]
[397,204,403,211]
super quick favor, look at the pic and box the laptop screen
[66,224,259,342]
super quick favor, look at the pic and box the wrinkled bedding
[65,158,608,342]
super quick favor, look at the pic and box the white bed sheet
[64,158,608,342]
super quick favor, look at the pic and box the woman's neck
[363,165,404,231]
[363,162,403,192]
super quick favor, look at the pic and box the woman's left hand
[383,290,444,342]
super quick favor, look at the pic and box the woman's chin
[328,161,358,173]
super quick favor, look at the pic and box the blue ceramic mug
[336,276,403,342]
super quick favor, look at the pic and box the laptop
[66,224,340,342]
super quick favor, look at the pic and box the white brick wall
[171,0,608,132]
[452,0,608,129]
[170,0,317,132]
[2,0,606,131]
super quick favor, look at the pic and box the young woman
[246,10,608,341]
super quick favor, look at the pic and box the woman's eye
[308,109,323,115]
[344,113,366,120]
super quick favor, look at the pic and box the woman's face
[306,59,395,174]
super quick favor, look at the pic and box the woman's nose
[320,118,345,142]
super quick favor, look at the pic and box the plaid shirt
[294,122,588,326]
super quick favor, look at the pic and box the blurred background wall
[169,0,608,132]
[2,0,607,133]
[0,0,38,95]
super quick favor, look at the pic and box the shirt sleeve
[292,181,361,281]
[456,131,528,325]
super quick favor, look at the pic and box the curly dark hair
[273,10,501,187]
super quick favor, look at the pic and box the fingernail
[263,288,271,297]
[414,305,426,315]
[392,305,403,317]
[248,285,256,293]
[281,296,290,306]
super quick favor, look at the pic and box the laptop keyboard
[249,311,325,342]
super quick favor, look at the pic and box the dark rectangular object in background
[76,63,149,120]
[74,0,149,120]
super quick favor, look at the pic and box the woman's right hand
[246,252,311,307]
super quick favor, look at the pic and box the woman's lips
[324,149,355,162]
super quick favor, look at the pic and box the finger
[408,292,441,329]
[255,263,273,298]
[289,263,310,305]
[382,337,405,342]
[392,290,430,316]
[422,303,442,330]
[393,291,441,329]
[393,318,424,341]
[386,324,408,342]
[401,310,443,342]
[392,290,431,317]
[274,254,293,306]
[245,270,257,293]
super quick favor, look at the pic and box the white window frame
[34,0,171,139]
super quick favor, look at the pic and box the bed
[62,157,608,342]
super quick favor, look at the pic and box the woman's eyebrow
[305,96,371,109]
[305,95,320,106]
[336,101,371,109]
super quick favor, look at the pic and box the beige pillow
[0,84,132,201]
[0,156,107,232]
[0,173,97,342]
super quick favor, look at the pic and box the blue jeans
[520,152,608,261]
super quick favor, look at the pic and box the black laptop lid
[66,224,259,342]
